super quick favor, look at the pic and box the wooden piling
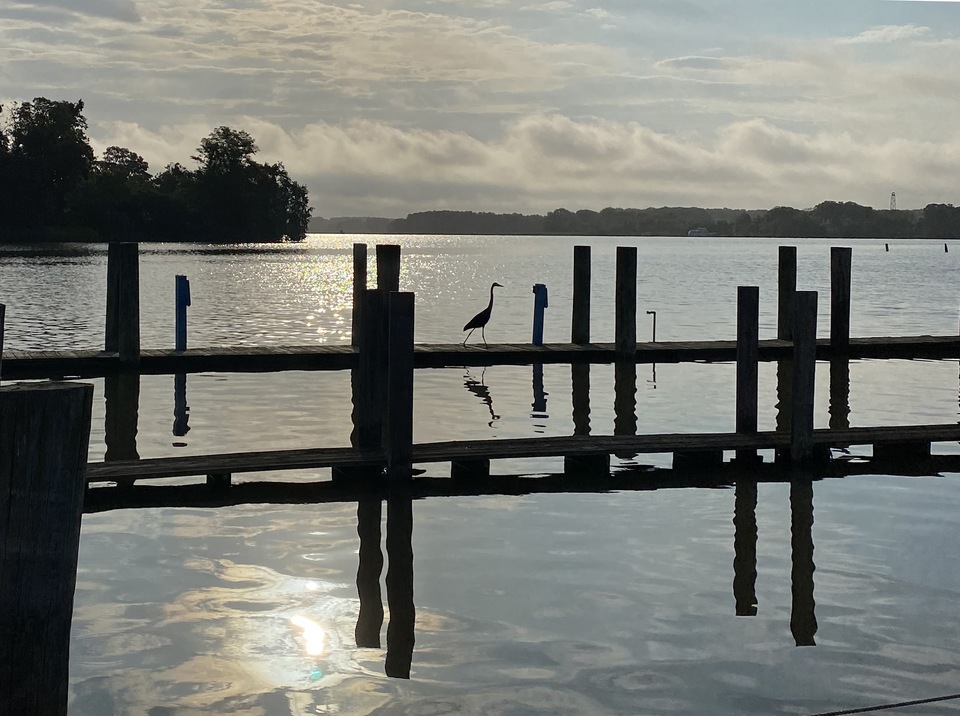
[175,274,190,352]
[0,303,4,379]
[791,291,819,463]
[376,244,401,294]
[386,292,415,480]
[736,286,760,463]
[777,246,797,341]
[117,242,140,366]
[830,247,852,356]
[104,373,140,464]
[572,245,591,344]
[615,246,637,356]
[613,360,637,458]
[571,363,590,436]
[352,243,367,347]
[105,242,121,352]
[358,290,386,451]
[0,382,93,716]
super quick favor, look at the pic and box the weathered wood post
[0,302,5,379]
[733,479,758,616]
[736,286,760,463]
[118,242,140,366]
[352,243,367,347]
[791,291,819,463]
[830,247,852,356]
[0,382,94,716]
[790,479,817,646]
[355,497,384,648]
[778,246,797,341]
[105,242,121,352]
[384,495,415,678]
[572,246,591,344]
[532,284,548,346]
[175,274,190,351]
[376,244,401,294]
[615,246,638,356]
[385,292,415,480]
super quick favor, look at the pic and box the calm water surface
[2,235,960,715]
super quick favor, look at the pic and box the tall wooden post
[830,247,852,356]
[352,243,367,347]
[376,244,401,294]
[736,286,760,462]
[0,303,5,379]
[386,292,415,480]
[790,479,817,646]
[357,290,385,452]
[778,246,797,341]
[117,242,140,366]
[791,291,818,463]
[104,373,140,464]
[105,242,121,352]
[385,495,415,678]
[615,246,637,356]
[175,274,190,352]
[572,246,591,344]
[0,382,94,716]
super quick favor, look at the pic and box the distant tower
[890,192,897,211]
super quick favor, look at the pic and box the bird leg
[463,328,476,346]
[482,326,487,347]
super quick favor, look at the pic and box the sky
[2,0,960,217]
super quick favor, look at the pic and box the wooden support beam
[615,246,638,356]
[352,243,367,347]
[376,244,401,294]
[1,382,93,716]
[117,242,140,366]
[105,242,121,352]
[830,247,852,356]
[778,246,797,341]
[572,245,591,344]
[450,459,491,479]
[736,286,760,463]
[386,292,415,480]
[791,291,823,464]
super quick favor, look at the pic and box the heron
[462,282,503,347]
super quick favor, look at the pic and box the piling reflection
[355,497,384,648]
[614,361,637,459]
[384,495,415,679]
[829,358,851,433]
[775,359,793,463]
[733,480,758,617]
[790,479,818,647]
[173,373,190,439]
[463,367,499,426]
[531,364,548,432]
[104,372,140,462]
[571,363,590,436]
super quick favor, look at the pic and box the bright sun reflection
[291,615,327,657]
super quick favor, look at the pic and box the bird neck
[487,285,496,309]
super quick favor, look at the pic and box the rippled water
[3,235,960,715]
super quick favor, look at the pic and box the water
[2,235,960,715]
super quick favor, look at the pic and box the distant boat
[687,227,715,237]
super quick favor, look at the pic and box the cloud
[840,24,931,43]
[1,0,141,22]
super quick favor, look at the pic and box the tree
[98,146,149,181]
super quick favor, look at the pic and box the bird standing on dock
[463,282,503,347]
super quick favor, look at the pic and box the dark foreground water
[2,235,959,715]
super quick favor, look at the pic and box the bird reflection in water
[463,367,499,426]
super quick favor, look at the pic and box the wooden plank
[1,382,93,716]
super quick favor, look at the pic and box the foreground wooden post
[0,382,94,716]
[736,286,760,463]
[791,291,818,463]
[830,247,852,356]
[778,246,797,341]
[358,290,386,451]
[572,246,591,344]
[118,242,140,366]
[615,246,637,356]
[0,302,5,379]
[386,292,415,480]
[376,244,401,294]
[352,243,367,347]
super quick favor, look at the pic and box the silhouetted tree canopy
[0,98,312,242]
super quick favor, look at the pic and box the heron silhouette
[462,282,503,347]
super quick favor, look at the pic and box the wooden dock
[4,334,959,378]
[85,423,960,485]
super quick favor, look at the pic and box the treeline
[0,97,311,243]
[369,203,957,238]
